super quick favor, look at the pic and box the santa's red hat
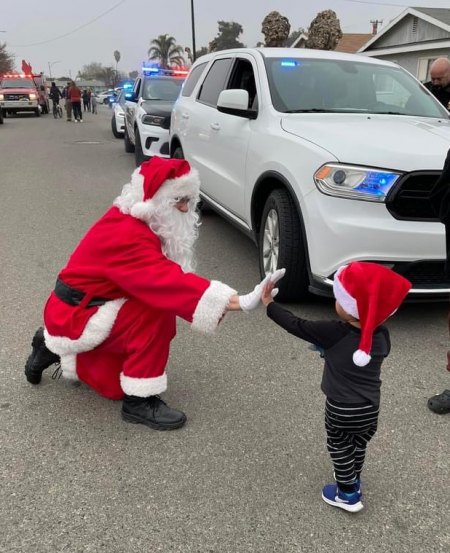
[333,262,411,366]
[114,156,200,221]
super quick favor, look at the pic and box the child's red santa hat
[114,156,200,222]
[333,262,411,367]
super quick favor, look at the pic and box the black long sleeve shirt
[267,303,390,406]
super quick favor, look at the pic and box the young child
[262,261,411,513]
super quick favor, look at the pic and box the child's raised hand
[261,268,285,306]
[261,280,275,305]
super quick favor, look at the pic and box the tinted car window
[264,57,448,117]
[197,58,233,106]
[142,77,183,101]
[1,79,35,88]
[182,62,207,97]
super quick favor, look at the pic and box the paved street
[1,107,449,552]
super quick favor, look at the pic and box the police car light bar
[141,64,189,77]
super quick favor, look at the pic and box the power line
[339,0,408,6]
[11,0,126,48]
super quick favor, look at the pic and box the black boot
[121,395,187,430]
[24,327,60,384]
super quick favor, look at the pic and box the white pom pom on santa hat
[353,349,372,367]
[333,262,412,367]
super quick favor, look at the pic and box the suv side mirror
[217,89,257,119]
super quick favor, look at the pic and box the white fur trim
[333,266,359,319]
[153,169,200,202]
[113,168,200,223]
[114,169,145,213]
[120,372,167,397]
[60,354,78,380]
[192,280,236,334]
[353,350,371,367]
[44,298,127,356]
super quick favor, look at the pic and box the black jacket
[49,86,62,101]
[429,148,450,272]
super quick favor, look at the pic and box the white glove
[238,268,286,312]
[239,274,271,312]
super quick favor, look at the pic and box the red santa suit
[43,158,236,400]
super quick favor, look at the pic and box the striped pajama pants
[325,398,379,493]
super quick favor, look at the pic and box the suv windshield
[1,78,36,89]
[264,57,449,118]
[142,77,183,101]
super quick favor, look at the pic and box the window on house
[417,57,440,82]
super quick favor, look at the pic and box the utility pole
[190,0,196,62]
[370,19,383,35]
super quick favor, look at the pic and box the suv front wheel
[259,189,309,301]
[135,130,148,166]
[124,125,135,153]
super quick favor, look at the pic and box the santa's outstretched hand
[239,269,286,312]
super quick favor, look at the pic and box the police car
[123,65,187,166]
[111,84,133,138]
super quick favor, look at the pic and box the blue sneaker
[322,483,363,513]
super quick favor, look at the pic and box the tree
[129,70,139,80]
[196,47,208,59]
[0,42,15,74]
[209,21,244,52]
[113,50,121,85]
[101,66,118,87]
[148,34,185,68]
[261,11,291,47]
[78,62,107,81]
[306,10,343,51]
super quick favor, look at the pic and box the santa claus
[25,157,284,430]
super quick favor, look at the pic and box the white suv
[170,48,450,301]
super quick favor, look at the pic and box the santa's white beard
[149,198,200,272]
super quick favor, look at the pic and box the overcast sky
[2,0,449,78]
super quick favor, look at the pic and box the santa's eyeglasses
[174,196,192,204]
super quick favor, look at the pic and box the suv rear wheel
[111,114,123,138]
[172,146,211,213]
[259,189,309,301]
[172,146,184,159]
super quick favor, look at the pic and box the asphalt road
[1,106,449,553]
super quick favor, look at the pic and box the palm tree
[113,50,120,86]
[148,34,185,68]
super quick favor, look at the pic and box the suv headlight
[142,114,165,126]
[314,163,401,202]
[29,93,37,100]
[0,93,4,101]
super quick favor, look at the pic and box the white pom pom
[353,350,371,367]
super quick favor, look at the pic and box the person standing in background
[91,92,97,114]
[63,83,72,122]
[82,89,90,112]
[69,81,83,122]
[424,57,450,111]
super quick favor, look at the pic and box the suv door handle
[182,112,189,119]
[210,122,220,131]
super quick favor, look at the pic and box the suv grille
[5,93,30,101]
[392,261,450,289]
[386,171,441,221]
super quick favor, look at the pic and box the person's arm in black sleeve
[266,302,343,349]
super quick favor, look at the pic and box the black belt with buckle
[54,278,111,308]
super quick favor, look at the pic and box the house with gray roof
[358,7,450,81]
